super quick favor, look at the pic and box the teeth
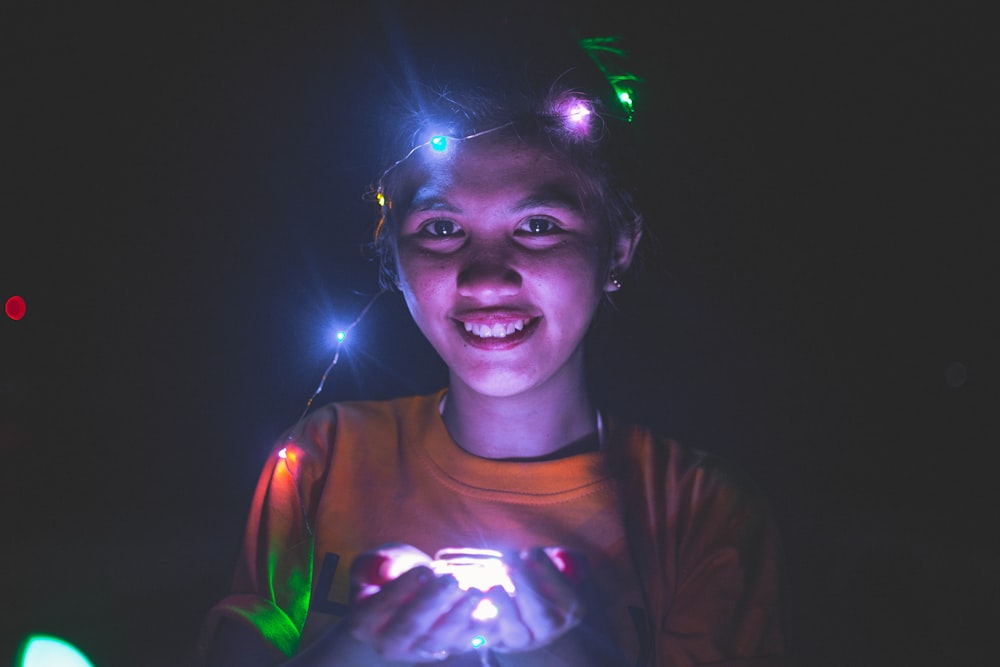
[462,318,531,339]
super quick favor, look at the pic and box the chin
[454,371,543,399]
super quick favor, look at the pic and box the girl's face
[393,138,622,399]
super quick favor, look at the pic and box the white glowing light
[277,447,287,459]
[430,548,515,594]
[19,636,94,667]
[567,102,592,124]
[471,598,499,621]
[329,326,348,347]
[382,548,434,581]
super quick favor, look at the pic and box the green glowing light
[577,35,642,122]
[18,635,95,667]
[471,634,487,649]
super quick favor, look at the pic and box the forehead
[394,138,594,215]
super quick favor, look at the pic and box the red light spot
[5,295,26,321]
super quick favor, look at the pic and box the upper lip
[450,307,539,325]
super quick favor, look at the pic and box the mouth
[453,313,539,347]
[462,317,532,338]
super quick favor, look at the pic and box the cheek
[539,245,606,292]
[398,254,447,289]
[397,255,451,317]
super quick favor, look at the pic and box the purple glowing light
[566,102,592,124]
[551,95,596,137]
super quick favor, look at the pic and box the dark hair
[366,21,645,289]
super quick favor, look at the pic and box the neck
[442,369,598,461]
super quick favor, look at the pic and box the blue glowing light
[429,135,448,152]
[336,331,346,342]
[471,635,487,649]
[18,635,95,667]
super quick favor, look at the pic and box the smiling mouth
[462,318,532,338]
[454,316,539,344]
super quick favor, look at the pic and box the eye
[422,218,462,237]
[519,217,559,234]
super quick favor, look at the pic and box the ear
[605,218,643,292]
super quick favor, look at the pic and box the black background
[2,1,996,665]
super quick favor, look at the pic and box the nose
[456,244,522,300]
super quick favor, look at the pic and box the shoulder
[609,417,772,537]
[611,417,753,488]
[329,390,444,428]
[278,390,445,461]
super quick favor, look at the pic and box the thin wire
[375,122,515,196]
[478,646,499,666]
[280,289,387,538]
[297,289,387,422]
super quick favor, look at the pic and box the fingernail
[354,554,391,585]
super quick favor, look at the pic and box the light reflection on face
[394,139,611,399]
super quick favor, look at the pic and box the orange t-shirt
[197,390,787,665]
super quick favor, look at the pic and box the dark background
[2,1,996,665]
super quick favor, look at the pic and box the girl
[196,41,787,667]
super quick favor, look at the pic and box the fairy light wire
[279,289,387,537]
[297,289,387,422]
[375,121,515,204]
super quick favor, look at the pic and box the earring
[609,272,623,290]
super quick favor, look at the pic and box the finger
[375,574,470,659]
[414,591,490,656]
[507,548,584,638]
[350,552,393,601]
[543,546,589,584]
[349,565,436,643]
[350,544,433,601]
[484,587,533,652]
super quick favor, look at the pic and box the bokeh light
[5,295,26,320]
[18,635,95,667]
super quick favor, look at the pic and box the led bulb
[18,635,94,667]
[471,599,499,621]
[567,102,592,123]
[550,94,596,138]
[429,135,448,152]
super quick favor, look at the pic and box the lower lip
[457,319,538,349]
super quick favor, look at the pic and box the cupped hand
[347,544,486,663]
[482,547,589,654]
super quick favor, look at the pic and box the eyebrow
[407,195,460,215]
[407,184,585,216]
[510,186,585,214]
